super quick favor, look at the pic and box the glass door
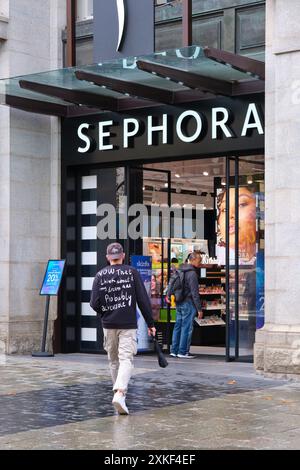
[222,155,265,361]
[148,158,227,357]
[128,166,172,351]
[237,155,265,360]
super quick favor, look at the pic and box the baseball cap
[106,242,124,259]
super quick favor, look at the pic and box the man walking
[167,251,203,359]
[90,243,156,415]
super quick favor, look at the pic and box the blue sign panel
[131,255,152,352]
[40,260,66,296]
[256,250,265,330]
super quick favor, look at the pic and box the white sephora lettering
[77,104,264,154]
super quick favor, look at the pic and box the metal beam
[232,79,264,96]
[5,94,113,118]
[182,0,192,47]
[137,59,264,96]
[5,95,69,117]
[76,70,213,105]
[173,89,214,103]
[204,47,265,80]
[75,70,173,104]
[19,79,120,111]
[66,106,107,117]
[6,87,213,118]
[66,0,76,67]
[137,59,233,96]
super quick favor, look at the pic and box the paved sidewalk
[0,353,300,450]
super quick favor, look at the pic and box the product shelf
[200,291,226,295]
[202,306,225,310]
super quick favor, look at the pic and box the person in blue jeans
[167,251,203,359]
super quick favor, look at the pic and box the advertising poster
[256,252,265,330]
[131,255,152,352]
[216,185,257,266]
[256,188,265,329]
[40,260,66,296]
[171,244,183,264]
[215,178,265,347]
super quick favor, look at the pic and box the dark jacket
[90,264,154,330]
[168,263,202,311]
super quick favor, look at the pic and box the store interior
[142,155,265,358]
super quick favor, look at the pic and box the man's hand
[198,311,204,319]
[148,327,156,337]
[165,295,171,305]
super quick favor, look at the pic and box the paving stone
[0,354,299,449]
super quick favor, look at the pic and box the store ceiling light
[175,174,180,178]
[203,171,209,176]
[221,178,226,186]
[247,176,253,184]
[164,183,168,188]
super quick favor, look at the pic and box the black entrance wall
[60,95,264,353]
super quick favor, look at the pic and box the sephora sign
[62,96,264,167]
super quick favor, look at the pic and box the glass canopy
[0,45,265,117]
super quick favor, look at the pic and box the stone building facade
[0,0,300,378]
[254,0,300,377]
[0,0,65,353]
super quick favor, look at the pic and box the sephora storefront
[57,46,264,360]
[0,38,265,360]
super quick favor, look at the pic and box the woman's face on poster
[218,187,256,258]
[148,243,161,263]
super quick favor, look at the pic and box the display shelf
[194,316,226,327]
[202,306,225,311]
[159,308,176,322]
[198,265,226,337]
[200,276,225,280]
[155,265,227,346]
[200,291,226,295]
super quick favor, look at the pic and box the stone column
[0,1,10,355]
[254,0,300,377]
[0,105,10,356]
[0,0,65,353]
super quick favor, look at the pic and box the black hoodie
[90,264,154,329]
[167,263,202,312]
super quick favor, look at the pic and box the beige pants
[103,328,138,392]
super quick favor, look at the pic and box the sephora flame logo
[116,0,126,51]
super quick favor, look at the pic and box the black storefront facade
[58,47,265,361]
[0,19,265,359]
[0,0,266,360]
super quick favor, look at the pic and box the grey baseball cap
[106,242,124,259]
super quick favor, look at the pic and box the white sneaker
[177,354,195,359]
[170,353,177,357]
[112,392,129,415]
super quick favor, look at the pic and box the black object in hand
[152,336,168,368]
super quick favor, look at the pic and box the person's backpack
[167,270,186,303]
